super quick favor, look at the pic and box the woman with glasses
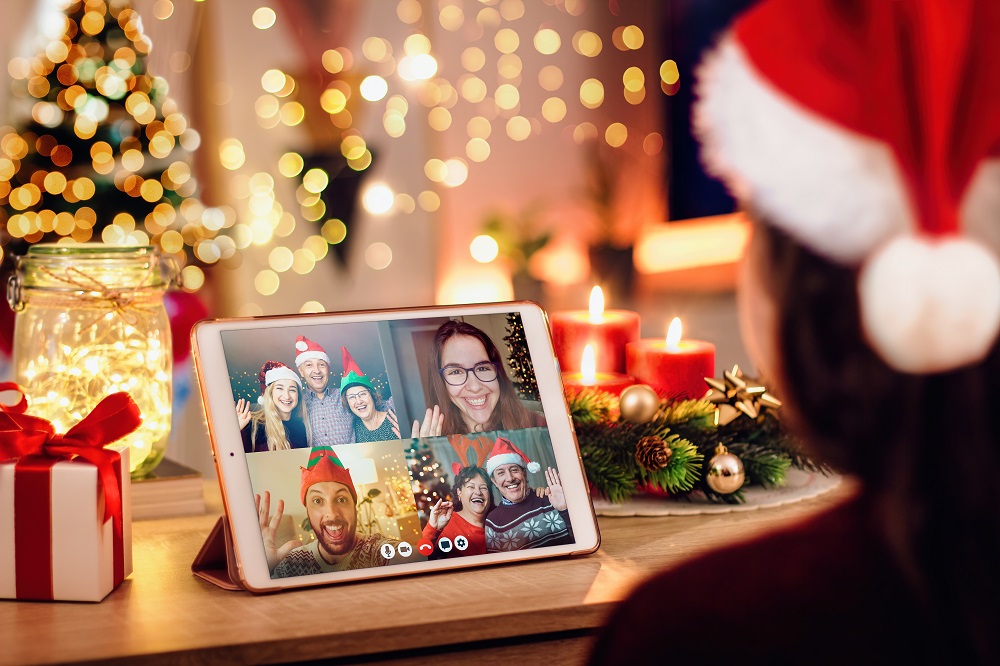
[412,320,546,437]
[340,347,401,443]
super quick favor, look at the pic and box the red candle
[550,286,640,374]
[562,344,635,396]
[626,318,716,400]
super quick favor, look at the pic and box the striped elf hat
[300,446,356,505]
[695,0,1000,374]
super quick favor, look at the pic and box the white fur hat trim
[264,365,301,388]
[694,37,913,264]
[859,235,1000,373]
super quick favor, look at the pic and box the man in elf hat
[483,437,573,552]
[259,447,403,577]
[294,335,395,446]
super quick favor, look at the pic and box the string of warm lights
[236,0,678,307]
[0,0,231,292]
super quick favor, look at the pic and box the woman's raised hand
[411,405,444,438]
[236,398,252,430]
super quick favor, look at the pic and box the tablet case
[191,516,246,591]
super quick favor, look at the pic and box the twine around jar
[9,265,161,328]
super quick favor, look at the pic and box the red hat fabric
[257,360,301,395]
[300,447,357,505]
[695,0,1000,374]
[485,437,540,477]
[339,346,374,393]
[294,335,329,367]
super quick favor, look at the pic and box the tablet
[192,301,600,592]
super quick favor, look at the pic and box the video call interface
[221,312,575,579]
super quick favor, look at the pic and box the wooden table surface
[0,480,854,665]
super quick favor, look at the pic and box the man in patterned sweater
[257,447,401,577]
[483,437,574,552]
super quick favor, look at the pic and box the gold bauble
[705,444,745,494]
[619,384,660,424]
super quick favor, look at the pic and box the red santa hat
[300,446,357,505]
[695,0,1000,374]
[485,436,540,477]
[257,360,301,403]
[294,335,329,367]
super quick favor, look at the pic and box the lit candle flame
[588,285,605,323]
[666,317,683,351]
[581,344,596,383]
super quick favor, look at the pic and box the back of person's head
[697,0,1000,660]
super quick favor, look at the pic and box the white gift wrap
[0,442,131,602]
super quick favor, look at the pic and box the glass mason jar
[7,244,179,478]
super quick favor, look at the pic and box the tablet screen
[218,310,576,579]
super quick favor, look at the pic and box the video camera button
[397,542,413,557]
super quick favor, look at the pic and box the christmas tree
[504,312,539,401]
[407,442,451,515]
[0,0,224,289]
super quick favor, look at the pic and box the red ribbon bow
[0,382,142,525]
[0,383,142,599]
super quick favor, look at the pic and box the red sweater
[421,512,485,558]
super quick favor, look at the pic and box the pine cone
[635,435,672,471]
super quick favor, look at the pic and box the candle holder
[7,244,180,478]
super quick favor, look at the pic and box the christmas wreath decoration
[572,366,828,504]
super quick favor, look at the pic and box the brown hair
[428,320,538,435]
[753,219,1000,660]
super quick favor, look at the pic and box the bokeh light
[470,234,499,263]
[363,184,395,214]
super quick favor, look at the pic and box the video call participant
[412,321,546,438]
[483,437,572,552]
[259,447,402,576]
[238,360,311,453]
[295,335,394,446]
[341,346,401,443]
[421,464,494,557]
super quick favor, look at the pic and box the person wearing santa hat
[340,346,401,443]
[294,335,396,446]
[482,437,573,552]
[236,360,311,453]
[591,1,1000,663]
[257,447,404,576]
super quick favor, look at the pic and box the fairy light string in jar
[7,244,180,477]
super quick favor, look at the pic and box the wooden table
[0,480,853,665]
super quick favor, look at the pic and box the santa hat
[257,360,300,404]
[294,335,329,367]
[339,346,374,393]
[300,446,357,505]
[485,437,540,477]
[695,0,1000,374]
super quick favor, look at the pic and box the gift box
[0,386,141,602]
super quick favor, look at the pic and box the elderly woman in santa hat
[237,360,312,453]
[591,0,1000,663]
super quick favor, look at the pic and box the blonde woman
[237,360,312,452]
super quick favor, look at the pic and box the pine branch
[640,435,703,494]
[730,443,792,488]
[566,388,618,425]
[655,399,716,430]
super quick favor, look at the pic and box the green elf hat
[300,446,356,505]
[339,346,375,394]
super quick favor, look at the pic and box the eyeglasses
[345,390,371,403]
[439,362,500,386]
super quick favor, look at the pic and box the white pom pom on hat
[859,236,1000,373]
[694,0,1000,374]
[294,335,329,367]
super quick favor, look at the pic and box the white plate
[592,468,842,517]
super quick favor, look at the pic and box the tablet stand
[191,516,245,590]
